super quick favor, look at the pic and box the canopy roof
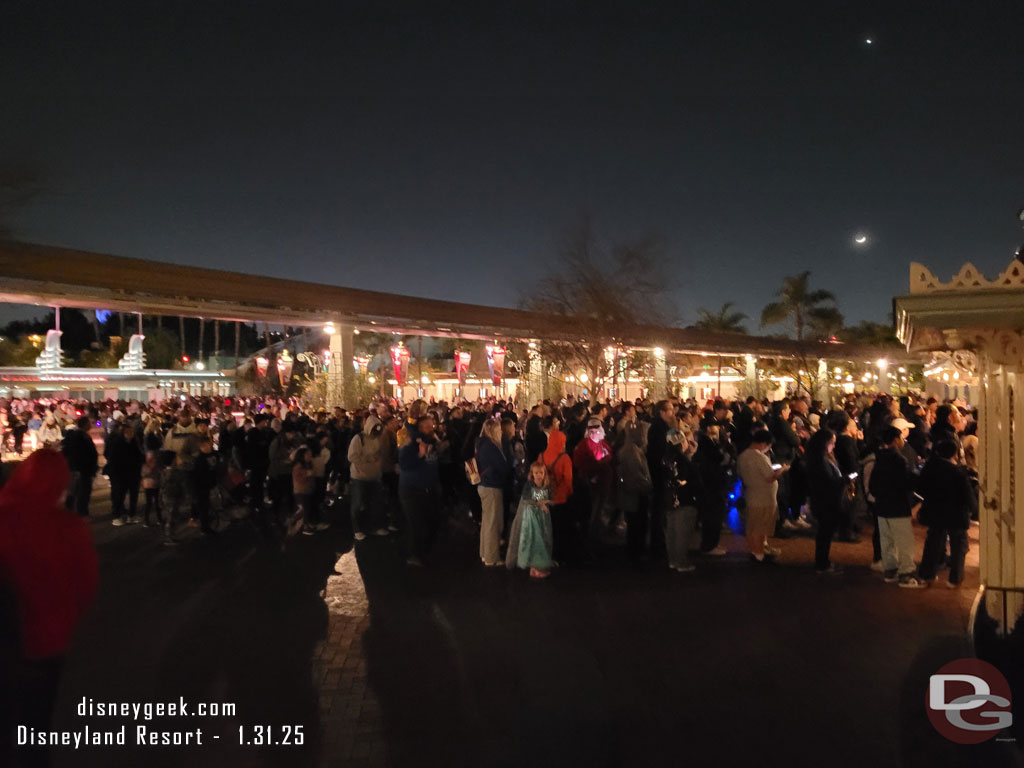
[1,240,913,362]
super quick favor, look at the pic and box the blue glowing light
[95,310,112,324]
[727,507,742,533]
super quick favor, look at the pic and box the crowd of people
[0,387,979,584]
[0,387,984,766]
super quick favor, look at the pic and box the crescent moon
[855,235,867,244]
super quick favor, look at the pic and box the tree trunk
[198,318,205,362]
[179,316,185,360]
[234,321,240,368]
[213,319,220,357]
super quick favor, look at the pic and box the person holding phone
[737,430,789,564]
[806,428,847,575]
[830,411,863,543]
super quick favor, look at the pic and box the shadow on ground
[48,484,1019,768]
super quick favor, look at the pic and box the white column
[876,357,890,394]
[745,355,757,398]
[326,324,356,409]
[528,342,544,405]
[815,358,830,406]
[653,347,669,399]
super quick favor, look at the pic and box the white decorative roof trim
[910,260,1024,294]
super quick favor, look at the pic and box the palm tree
[838,320,900,347]
[694,302,748,334]
[760,271,843,342]
[694,302,748,395]
[761,272,844,396]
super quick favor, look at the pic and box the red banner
[390,345,410,387]
[455,350,471,385]
[277,352,293,387]
[486,345,506,387]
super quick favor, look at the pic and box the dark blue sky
[1,0,1022,328]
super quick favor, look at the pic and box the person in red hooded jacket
[541,416,573,563]
[0,448,98,767]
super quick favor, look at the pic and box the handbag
[465,457,481,485]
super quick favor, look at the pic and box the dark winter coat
[868,448,913,519]
[918,456,975,530]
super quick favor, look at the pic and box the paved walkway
[41,478,1017,768]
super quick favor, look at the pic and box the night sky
[1,1,1021,328]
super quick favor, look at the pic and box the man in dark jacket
[62,417,98,517]
[646,400,676,557]
[694,425,729,555]
[244,415,273,512]
[917,440,975,587]
[524,405,547,465]
[868,427,924,588]
[830,410,862,543]
[770,400,806,532]
[564,404,588,457]
[399,415,442,566]
[105,423,144,526]
[192,436,220,535]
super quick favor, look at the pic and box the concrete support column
[528,342,545,405]
[327,324,356,409]
[876,358,891,394]
[815,358,830,407]
[653,347,669,400]
[745,355,757,398]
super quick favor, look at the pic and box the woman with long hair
[475,418,509,566]
[805,427,846,574]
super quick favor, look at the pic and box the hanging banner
[486,345,506,387]
[390,345,410,387]
[455,350,471,386]
[277,350,294,387]
[354,355,370,375]
[255,356,269,377]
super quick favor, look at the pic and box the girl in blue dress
[505,461,554,578]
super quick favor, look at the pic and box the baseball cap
[586,417,603,430]
[890,417,915,431]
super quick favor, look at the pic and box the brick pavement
[30,475,1019,768]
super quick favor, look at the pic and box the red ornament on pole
[455,350,471,386]
[390,345,410,387]
[486,345,506,387]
